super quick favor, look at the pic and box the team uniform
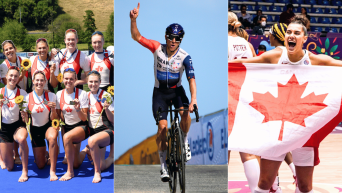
[0,87,27,142]
[88,51,114,91]
[87,89,114,147]
[0,56,29,90]
[262,47,318,166]
[138,36,195,120]
[56,88,89,140]
[23,91,57,147]
[53,49,90,89]
[29,55,59,92]
[228,36,253,61]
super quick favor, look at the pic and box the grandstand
[229,0,342,33]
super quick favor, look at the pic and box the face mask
[261,21,266,27]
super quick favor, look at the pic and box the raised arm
[130,3,142,42]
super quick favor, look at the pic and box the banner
[249,35,342,60]
[228,63,342,158]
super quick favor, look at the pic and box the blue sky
[114,0,227,160]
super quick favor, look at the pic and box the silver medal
[44,100,48,105]
[3,99,8,105]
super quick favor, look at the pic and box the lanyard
[38,56,48,69]
[8,56,20,68]
[62,49,77,61]
[95,49,108,59]
[33,90,46,104]
[4,86,15,99]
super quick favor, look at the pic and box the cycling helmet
[165,23,185,39]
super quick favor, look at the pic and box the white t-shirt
[56,88,89,125]
[53,48,90,75]
[0,56,29,90]
[88,52,114,87]
[1,87,27,124]
[87,89,114,128]
[228,36,253,61]
[24,91,56,126]
[29,56,59,90]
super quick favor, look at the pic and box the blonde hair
[228,11,242,33]
[236,28,249,41]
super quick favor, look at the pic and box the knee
[258,178,272,190]
[157,124,167,135]
[36,162,45,169]
[7,165,13,171]
[46,134,57,144]
[16,136,27,145]
[297,180,311,192]
[63,134,72,144]
[88,137,97,149]
[180,112,190,120]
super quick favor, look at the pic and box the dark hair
[258,45,266,51]
[260,15,267,21]
[256,9,262,14]
[287,4,294,9]
[290,15,308,36]
[301,7,308,15]
[240,4,246,11]
[270,23,288,46]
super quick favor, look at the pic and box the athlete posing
[84,71,114,183]
[21,71,59,181]
[29,38,59,92]
[130,3,198,182]
[0,66,28,182]
[231,15,342,193]
[56,68,89,181]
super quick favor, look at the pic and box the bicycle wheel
[167,129,177,193]
[177,128,186,193]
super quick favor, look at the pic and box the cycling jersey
[138,36,195,89]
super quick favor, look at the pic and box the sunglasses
[92,31,103,37]
[8,66,20,71]
[88,70,101,75]
[64,68,75,72]
[36,38,47,44]
[166,34,182,42]
[65,29,77,35]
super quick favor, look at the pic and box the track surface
[114,165,227,193]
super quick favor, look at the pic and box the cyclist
[130,3,198,182]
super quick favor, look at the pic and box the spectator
[252,15,267,35]
[300,7,311,31]
[228,4,231,11]
[237,4,253,29]
[257,45,266,56]
[253,10,263,28]
[279,4,295,25]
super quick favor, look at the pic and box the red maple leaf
[65,106,72,113]
[95,66,103,72]
[36,106,44,113]
[7,101,14,108]
[249,74,328,141]
[90,108,95,114]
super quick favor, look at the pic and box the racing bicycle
[156,104,199,193]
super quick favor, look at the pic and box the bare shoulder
[263,47,282,63]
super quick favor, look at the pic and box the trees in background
[83,10,97,50]
[105,12,114,44]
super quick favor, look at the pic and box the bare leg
[0,148,5,169]
[258,158,282,190]
[32,146,47,169]
[14,127,29,182]
[61,127,67,164]
[45,127,58,181]
[59,127,85,181]
[295,166,314,192]
[179,108,191,135]
[88,131,111,183]
[0,143,14,171]
[13,141,22,165]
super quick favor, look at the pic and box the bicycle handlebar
[155,104,199,125]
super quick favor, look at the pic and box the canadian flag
[228,63,342,158]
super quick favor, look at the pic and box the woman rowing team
[0,29,114,183]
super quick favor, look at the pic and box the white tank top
[277,47,311,65]
[228,36,253,61]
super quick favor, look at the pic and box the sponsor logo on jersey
[304,60,309,65]
[281,61,289,64]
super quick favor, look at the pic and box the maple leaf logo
[95,66,103,72]
[249,74,328,141]
[7,101,15,108]
[36,106,44,113]
[65,106,72,113]
[90,108,95,114]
